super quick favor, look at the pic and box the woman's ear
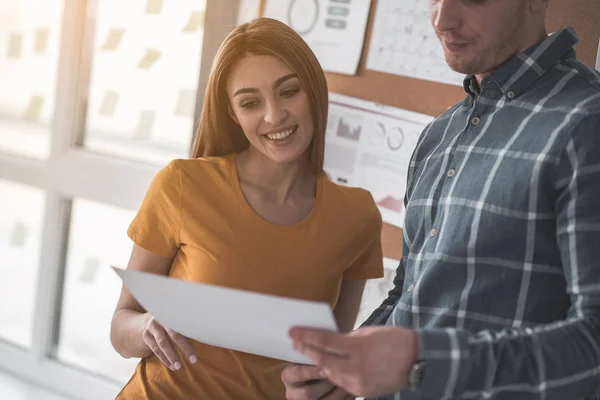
[228,104,240,125]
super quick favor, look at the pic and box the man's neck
[475,29,549,85]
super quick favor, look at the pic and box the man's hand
[281,364,355,400]
[289,326,418,398]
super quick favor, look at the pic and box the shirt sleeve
[413,114,600,400]
[342,192,384,281]
[128,160,183,257]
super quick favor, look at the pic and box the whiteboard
[366,0,464,86]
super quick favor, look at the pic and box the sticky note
[80,257,100,284]
[7,34,22,58]
[34,28,50,53]
[174,89,196,117]
[133,110,156,140]
[182,11,205,32]
[137,48,161,69]
[24,96,44,120]
[101,28,124,51]
[145,0,162,14]
[10,222,28,248]
[99,91,119,117]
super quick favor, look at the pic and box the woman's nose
[264,101,287,125]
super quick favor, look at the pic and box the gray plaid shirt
[365,27,600,400]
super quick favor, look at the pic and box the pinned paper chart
[264,0,372,75]
[325,93,433,228]
[366,0,464,86]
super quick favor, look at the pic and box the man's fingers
[167,329,197,364]
[284,379,338,400]
[289,328,348,355]
[281,365,324,386]
[301,379,338,399]
[322,388,355,400]
[294,342,348,369]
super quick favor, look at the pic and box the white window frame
[0,1,240,398]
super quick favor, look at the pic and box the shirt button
[507,90,515,99]
[447,169,455,177]
[471,116,481,125]
[407,284,415,293]
[430,228,437,237]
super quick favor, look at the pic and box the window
[57,199,138,383]
[0,0,64,159]
[0,1,239,399]
[0,179,45,348]
[82,0,207,164]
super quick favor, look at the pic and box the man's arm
[414,114,600,400]
[361,241,406,327]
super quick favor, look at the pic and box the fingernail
[189,355,197,364]
[319,369,327,378]
[174,362,181,370]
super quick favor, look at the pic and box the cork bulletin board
[259,0,600,261]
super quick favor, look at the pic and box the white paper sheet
[263,0,372,75]
[595,38,600,72]
[325,93,433,228]
[366,0,464,86]
[113,268,338,364]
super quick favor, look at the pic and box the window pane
[57,199,138,383]
[0,179,45,348]
[0,0,64,159]
[83,0,207,164]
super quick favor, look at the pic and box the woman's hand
[142,314,198,371]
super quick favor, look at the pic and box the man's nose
[432,0,461,33]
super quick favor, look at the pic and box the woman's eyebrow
[233,73,299,97]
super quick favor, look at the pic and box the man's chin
[445,58,479,75]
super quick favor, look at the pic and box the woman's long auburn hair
[190,18,328,175]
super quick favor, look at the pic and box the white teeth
[266,127,295,140]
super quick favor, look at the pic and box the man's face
[430,0,537,75]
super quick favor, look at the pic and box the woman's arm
[110,244,172,358]
[333,279,367,332]
[110,245,197,371]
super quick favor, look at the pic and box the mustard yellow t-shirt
[118,153,383,399]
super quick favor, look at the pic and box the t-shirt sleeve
[127,160,182,257]
[342,192,384,280]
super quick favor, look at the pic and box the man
[282,0,600,399]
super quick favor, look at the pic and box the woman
[110,18,383,399]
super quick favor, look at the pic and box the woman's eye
[281,88,300,98]
[241,100,260,109]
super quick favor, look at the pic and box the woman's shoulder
[321,177,381,222]
[322,176,374,203]
[169,154,233,171]
[165,154,234,180]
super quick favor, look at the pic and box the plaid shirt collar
[463,27,579,99]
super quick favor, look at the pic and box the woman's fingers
[167,329,198,364]
[144,321,181,370]
[143,333,175,370]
